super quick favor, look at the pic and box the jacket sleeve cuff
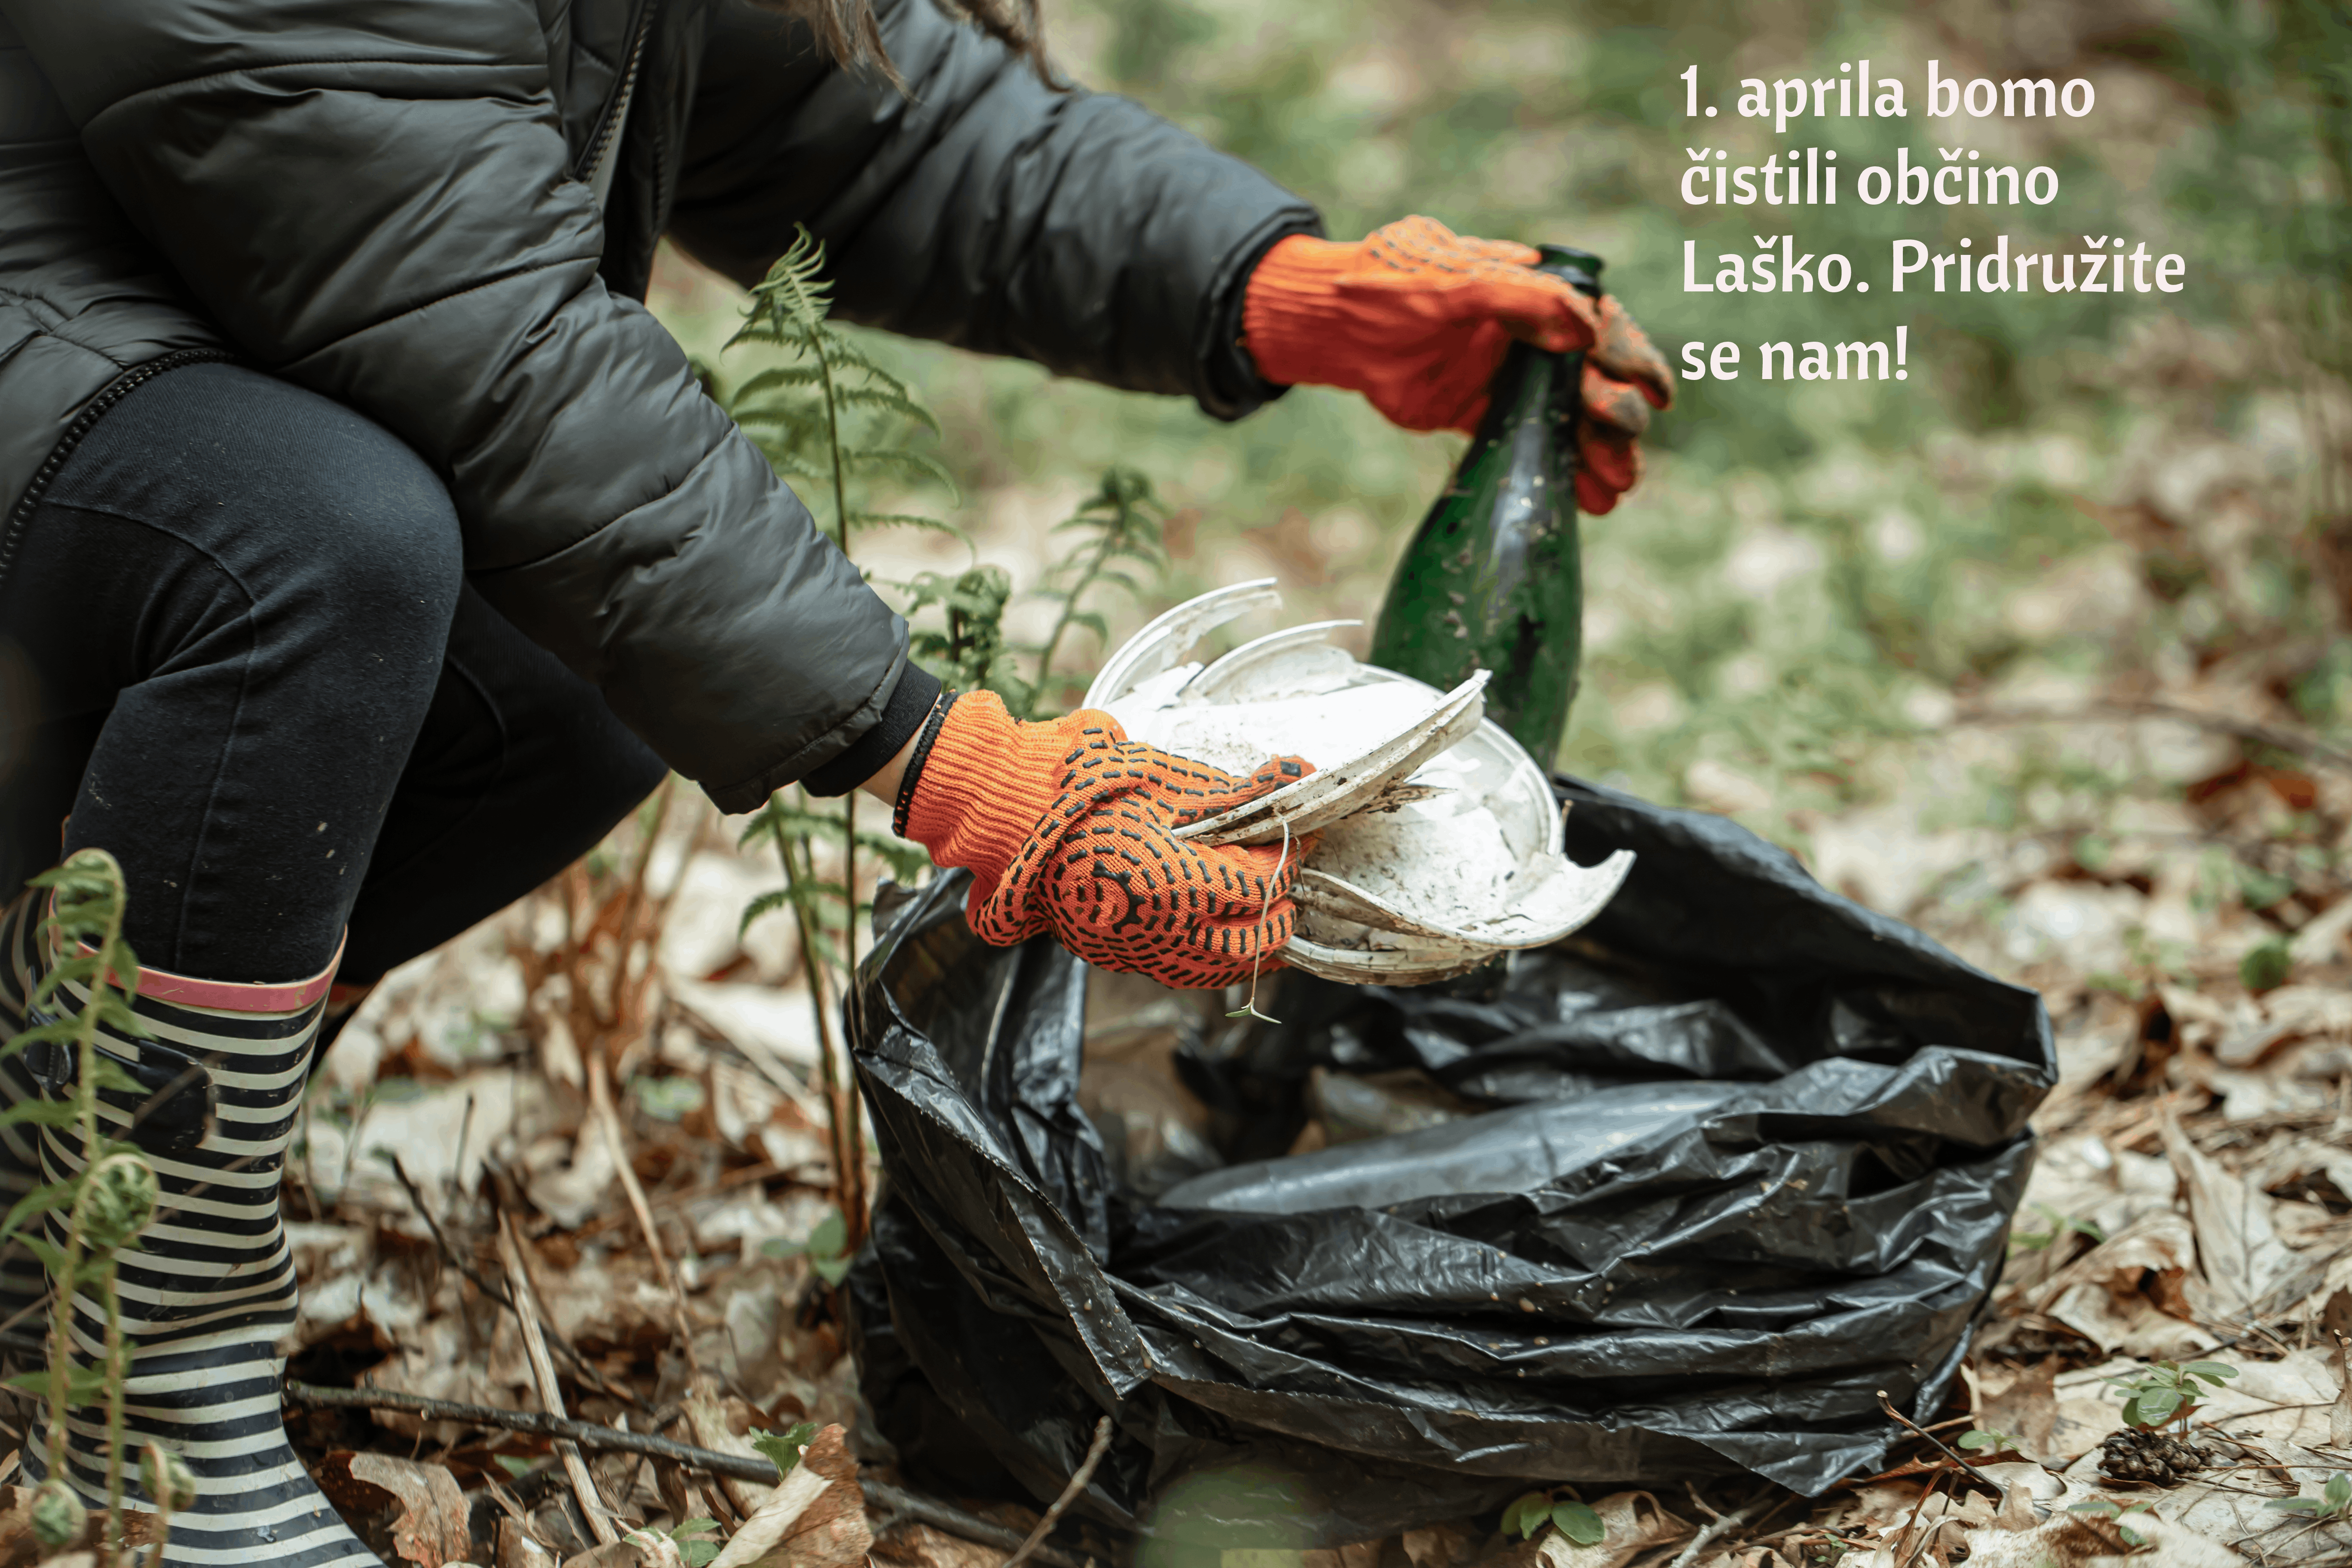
[1197,213,1326,422]
[801,662,943,797]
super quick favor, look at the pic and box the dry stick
[1891,1470,1950,1568]
[769,821,862,1248]
[1874,1390,1999,1492]
[838,790,869,1238]
[388,1156,648,1413]
[1665,1492,1771,1568]
[586,1054,701,1374]
[279,1383,1091,1568]
[611,780,679,983]
[498,1213,620,1546]
[1001,1415,1113,1568]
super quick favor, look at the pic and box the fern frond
[844,447,957,491]
[858,838,935,882]
[846,511,970,543]
[730,364,830,401]
[831,385,940,434]
[747,447,828,486]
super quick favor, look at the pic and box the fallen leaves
[317,1453,475,1568]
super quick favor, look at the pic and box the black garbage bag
[845,776,2053,1545]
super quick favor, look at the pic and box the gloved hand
[896,692,1312,989]
[1242,215,1676,514]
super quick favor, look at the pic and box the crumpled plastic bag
[845,777,2054,1545]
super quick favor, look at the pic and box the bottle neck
[1473,246,1600,448]
[1476,338,1571,449]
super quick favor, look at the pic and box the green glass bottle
[1368,244,1601,767]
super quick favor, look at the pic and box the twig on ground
[389,1155,647,1412]
[1743,1493,1799,1541]
[1666,1492,1770,1568]
[1876,1390,1999,1492]
[1684,1483,1723,1522]
[587,1054,701,1373]
[1001,1416,1112,1568]
[1893,1472,1950,1568]
[499,1213,619,1545]
[279,1381,1090,1568]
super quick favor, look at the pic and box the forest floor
[159,630,2352,1568]
[50,245,2345,1568]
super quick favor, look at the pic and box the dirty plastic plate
[1091,584,1633,953]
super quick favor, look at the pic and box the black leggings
[0,362,668,986]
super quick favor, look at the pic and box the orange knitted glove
[897,692,1311,989]
[1242,216,1676,514]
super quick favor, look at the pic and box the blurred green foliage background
[653,0,2352,980]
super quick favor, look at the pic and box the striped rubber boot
[15,899,378,1568]
[0,892,53,1326]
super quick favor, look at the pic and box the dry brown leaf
[767,1423,869,1568]
[564,1542,651,1568]
[1971,1356,2129,1466]
[317,1451,475,1568]
[703,1424,867,1568]
[2334,1329,2352,1450]
[2037,1211,2215,1358]
[868,1521,1003,1568]
[684,1381,784,1516]
[1975,1462,2060,1530]
[2162,1115,2303,1318]
[1401,1523,1479,1568]
[1534,1492,1690,1568]
[2018,1135,2180,1248]
[1971,1358,2059,1462]
[498,1514,560,1568]
[701,1467,829,1568]
[1963,1511,2240,1568]
[0,1485,37,1568]
[2180,1345,2339,1447]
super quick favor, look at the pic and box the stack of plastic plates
[1083,581,1635,984]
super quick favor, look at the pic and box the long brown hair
[767,0,1056,91]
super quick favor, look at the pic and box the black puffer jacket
[0,0,1317,811]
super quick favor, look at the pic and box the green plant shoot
[2104,1359,2236,1431]
[0,850,165,1556]
[2267,1472,2352,1518]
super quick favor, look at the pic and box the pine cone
[2098,1427,2210,1485]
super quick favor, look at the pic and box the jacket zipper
[576,0,659,190]
[0,346,236,601]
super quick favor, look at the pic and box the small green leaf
[2067,1501,2120,1517]
[494,1455,536,1479]
[2327,1472,2351,1510]
[2266,1497,2321,1513]
[2136,1388,2182,1425]
[2241,935,2293,992]
[1551,1501,1605,1546]
[2181,1361,2238,1384]
[678,1541,720,1568]
[634,1075,706,1123]
[1501,1493,1549,1540]
[749,1421,821,1475]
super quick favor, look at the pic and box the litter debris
[1089,581,1635,981]
[848,773,2055,1539]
